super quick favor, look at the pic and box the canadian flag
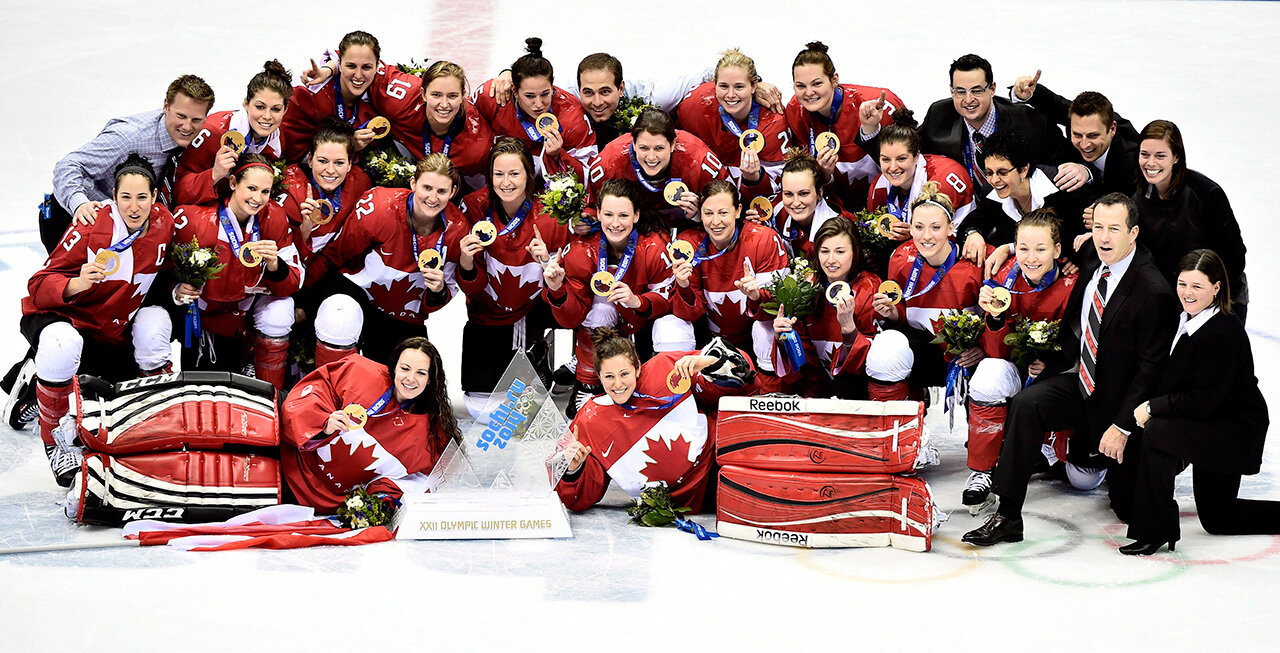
[121,505,394,551]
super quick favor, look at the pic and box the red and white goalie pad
[715,397,926,474]
[67,451,282,526]
[70,372,279,455]
[716,465,938,552]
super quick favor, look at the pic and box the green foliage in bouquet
[171,236,226,287]
[760,256,820,319]
[363,149,417,188]
[854,206,893,250]
[336,487,393,530]
[396,59,428,76]
[270,158,288,199]
[929,309,985,355]
[537,171,588,226]
[627,485,691,528]
[611,95,658,132]
[1002,317,1063,367]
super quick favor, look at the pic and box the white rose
[1030,329,1046,344]
[347,495,365,509]
[192,250,210,265]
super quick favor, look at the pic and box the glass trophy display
[394,351,574,539]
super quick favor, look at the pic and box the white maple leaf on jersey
[317,427,409,478]
[131,271,157,298]
[704,288,747,317]
[348,249,424,314]
[812,339,839,364]
[482,254,543,306]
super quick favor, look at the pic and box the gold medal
[536,112,560,135]
[825,280,851,305]
[816,131,840,153]
[988,287,1012,316]
[875,214,896,238]
[739,129,765,153]
[93,250,120,276]
[666,369,691,395]
[221,131,246,155]
[313,199,335,226]
[471,221,498,246]
[878,280,903,305]
[367,116,391,139]
[663,180,689,206]
[417,248,443,272]
[238,243,263,267]
[667,239,695,264]
[343,403,369,429]
[750,196,772,219]
[590,270,616,297]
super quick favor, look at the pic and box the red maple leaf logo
[929,315,946,334]
[640,434,693,484]
[489,264,543,308]
[366,275,422,317]
[319,438,382,491]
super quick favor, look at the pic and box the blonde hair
[910,181,955,221]
[422,60,469,95]
[414,153,460,190]
[715,49,760,84]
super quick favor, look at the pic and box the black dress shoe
[962,514,1024,546]
[1118,540,1176,556]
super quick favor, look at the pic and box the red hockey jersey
[669,221,789,345]
[586,130,730,229]
[281,354,449,511]
[307,187,466,324]
[384,98,495,183]
[769,199,852,259]
[280,79,379,163]
[544,230,674,334]
[886,240,983,336]
[278,163,373,264]
[458,190,574,326]
[785,84,905,203]
[23,202,174,345]
[174,110,284,207]
[770,271,882,381]
[171,201,303,337]
[473,79,597,170]
[557,351,753,513]
[980,257,1078,358]
[867,154,977,228]
[675,82,791,187]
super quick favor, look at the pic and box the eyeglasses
[951,85,992,98]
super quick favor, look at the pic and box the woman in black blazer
[1122,249,1275,555]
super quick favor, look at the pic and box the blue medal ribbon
[944,359,971,428]
[406,193,449,270]
[218,205,259,257]
[422,110,464,157]
[306,168,343,216]
[488,199,531,238]
[331,77,365,127]
[717,103,760,140]
[808,86,844,155]
[183,302,201,348]
[982,262,1059,294]
[675,516,720,541]
[628,146,678,193]
[692,225,740,267]
[598,229,639,281]
[621,391,682,411]
[777,330,807,369]
[903,242,958,301]
[517,109,547,143]
[885,187,908,221]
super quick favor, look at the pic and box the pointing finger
[1032,69,1042,85]
[877,90,887,107]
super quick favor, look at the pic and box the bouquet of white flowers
[611,95,658,131]
[537,171,588,226]
[171,236,225,287]
[929,310,985,355]
[1003,317,1062,367]
[363,149,417,188]
[760,256,820,319]
[336,486,393,529]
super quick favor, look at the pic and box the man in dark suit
[915,55,1087,196]
[1009,72,1140,197]
[963,193,1180,546]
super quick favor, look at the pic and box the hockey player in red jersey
[281,337,461,512]
[281,31,383,163]
[870,183,984,402]
[675,49,787,193]
[962,210,1078,507]
[278,121,372,265]
[456,138,573,418]
[586,109,729,230]
[786,42,905,209]
[380,61,495,191]
[669,181,788,372]
[770,216,883,398]
[866,110,977,244]
[169,154,303,391]
[474,38,597,176]
[14,155,176,485]
[173,61,292,206]
[542,179,691,415]
[761,152,854,258]
[304,154,467,367]
[557,328,758,513]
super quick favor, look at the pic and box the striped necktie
[157,147,182,209]
[1078,266,1111,397]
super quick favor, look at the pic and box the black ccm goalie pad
[67,451,282,526]
[70,371,279,455]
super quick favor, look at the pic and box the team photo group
[8,28,1277,556]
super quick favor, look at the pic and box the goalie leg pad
[716,465,937,552]
[67,451,281,526]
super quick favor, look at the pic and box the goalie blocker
[67,451,281,526]
[716,465,939,552]
[715,396,927,474]
[70,371,279,454]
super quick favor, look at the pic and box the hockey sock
[253,334,290,390]
[867,379,910,402]
[315,340,357,368]
[36,378,73,447]
[967,400,1007,472]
